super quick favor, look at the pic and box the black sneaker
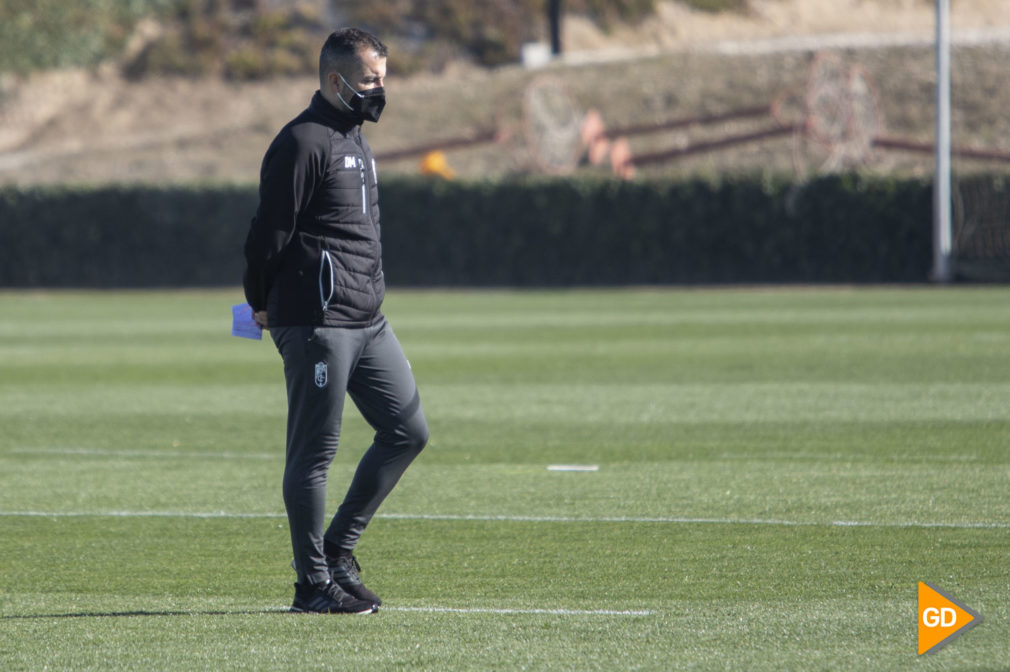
[290,579,378,614]
[329,554,382,606]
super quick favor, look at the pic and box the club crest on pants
[314,361,328,388]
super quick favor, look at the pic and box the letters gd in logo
[918,582,982,655]
[922,605,957,628]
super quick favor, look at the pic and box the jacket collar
[309,91,359,132]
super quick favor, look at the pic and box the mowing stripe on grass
[2,510,1008,530]
[203,606,654,617]
[9,447,278,460]
[384,606,654,616]
[0,510,287,519]
[0,606,654,619]
[7,447,996,468]
[381,512,1010,530]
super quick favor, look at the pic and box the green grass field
[1,287,1008,671]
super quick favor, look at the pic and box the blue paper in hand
[231,303,262,340]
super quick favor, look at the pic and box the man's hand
[253,311,269,329]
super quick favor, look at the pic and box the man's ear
[326,71,340,92]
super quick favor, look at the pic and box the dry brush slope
[0,0,1007,184]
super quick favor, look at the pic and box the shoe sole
[290,604,378,615]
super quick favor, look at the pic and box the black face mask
[337,73,386,123]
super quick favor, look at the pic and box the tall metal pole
[933,0,953,282]
[548,0,562,56]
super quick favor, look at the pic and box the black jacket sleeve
[243,124,327,312]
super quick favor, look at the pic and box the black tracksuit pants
[271,317,428,586]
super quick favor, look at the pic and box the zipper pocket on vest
[318,250,336,311]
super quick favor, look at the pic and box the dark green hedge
[0,184,254,287]
[379,175,933,285]
[0,175,934,288]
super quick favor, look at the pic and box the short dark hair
[319,28,388,86]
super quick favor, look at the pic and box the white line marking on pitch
[0,510,1008,530]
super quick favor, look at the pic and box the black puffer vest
[244,92,384,327]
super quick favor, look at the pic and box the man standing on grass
[243,28,429,615]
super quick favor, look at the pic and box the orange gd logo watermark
[918,582,982,655]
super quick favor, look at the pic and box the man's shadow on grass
[1,608,288,619]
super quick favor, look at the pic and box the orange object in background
[419,151,455,180]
